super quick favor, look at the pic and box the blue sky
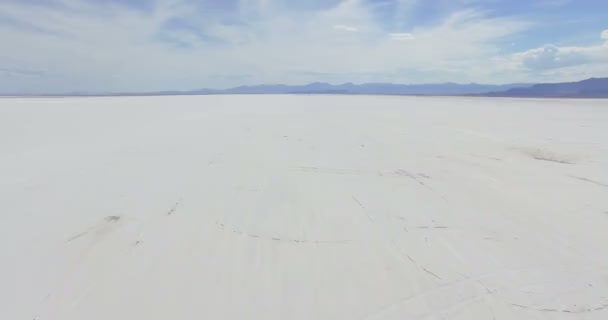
[1,0,607,93]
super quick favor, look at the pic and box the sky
[0,0,607,93]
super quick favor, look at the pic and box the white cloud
[389,33,415,40]
[513,38,608,70]
[1,0,603,93]
[517,45,585,69]
[333,25,358,32]
[498,30,608,83]
[601,30,608,40]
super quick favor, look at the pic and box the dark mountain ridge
[4,77,607,97]
[483,78,608,98]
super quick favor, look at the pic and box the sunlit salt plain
[1,95,608,320]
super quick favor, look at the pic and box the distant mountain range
[134,82,531,96]
[482,78,608,98]
[4,77,607,97]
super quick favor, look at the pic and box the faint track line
[66,231,89,243]
[353,196,375,223]
[352,196,366,209]
[569,175,608,188]
[422,267,443,280]
[512,301,608,314]
[215,222,352,245]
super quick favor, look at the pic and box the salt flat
[1,95,607,320]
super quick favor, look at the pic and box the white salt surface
[1,95,607,319]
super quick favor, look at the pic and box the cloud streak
[389,32,414,40]
[334,25,358,32]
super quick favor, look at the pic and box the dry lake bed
[1,95,607,319]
